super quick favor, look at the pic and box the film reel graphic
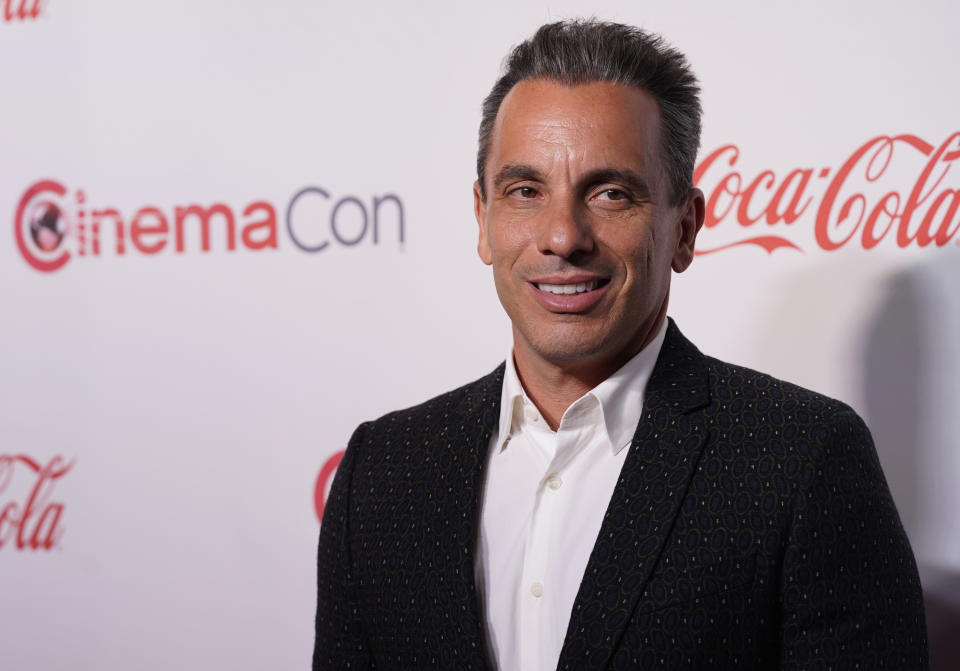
[15,180,71,273]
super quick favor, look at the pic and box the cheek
[600,226,655,271]
[488,220,534,268]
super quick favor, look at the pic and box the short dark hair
[477,19,701,207]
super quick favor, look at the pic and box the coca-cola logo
[0,454,72,551]
[13,179,406,273]
[3,0,42,22]
[694,132,960,254]
[313,451,344,524]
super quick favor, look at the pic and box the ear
[671,187,705,273]
[474,180,493,265]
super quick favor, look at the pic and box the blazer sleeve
[313,423,374,670]
[778,409,929,670]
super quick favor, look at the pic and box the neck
[512,315,666,430]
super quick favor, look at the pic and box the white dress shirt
[474,319,668,671]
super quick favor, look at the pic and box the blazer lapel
[428,364,503,670]
[557,321,712,670]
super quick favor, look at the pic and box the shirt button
[547,476,562,490]
[524,405,539,422]
[530,582,544,598]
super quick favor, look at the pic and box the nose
[536,196,596,259]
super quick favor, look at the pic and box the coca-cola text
[0,454,72,551]
[693,132,960,254]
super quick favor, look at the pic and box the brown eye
[517,187,538,198]
[590,188,633,208]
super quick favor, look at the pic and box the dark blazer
[314,320,928,670]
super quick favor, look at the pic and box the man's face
[474,79,703,376]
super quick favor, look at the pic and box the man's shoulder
[660,319,858,421]
[698,353,869,449]
[704,354,853,413]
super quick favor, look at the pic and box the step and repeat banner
[2,1,958,669]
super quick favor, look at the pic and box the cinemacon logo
[14,179,405,273]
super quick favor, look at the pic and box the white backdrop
[2,1,958,669]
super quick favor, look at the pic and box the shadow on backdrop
[863,255,960,670]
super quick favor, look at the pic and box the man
[314,20,928,670]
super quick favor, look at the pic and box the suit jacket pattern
[314,321,928,670]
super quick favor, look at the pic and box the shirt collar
[494,360,527,453]
[493,318,669,455]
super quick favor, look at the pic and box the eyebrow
[491,164,652,200]
[492,164,544,192]
[582,168,651,200]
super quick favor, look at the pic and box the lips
[529,276,609,312]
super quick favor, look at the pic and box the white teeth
[536,280,599,295]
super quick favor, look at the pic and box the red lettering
[131,207,169,254]
[18,463,48,549]
[0,455,72,551]
[862,193,900,250]
[705,172,741,229]
[241,201,278,250]
[17,0,37,19]
[92,209,126,255]
[0,502,18,547]
[919,189,960,247]
[694,145,740,229]
[4,0,40,20]
[766,169,813,225]
[898,133,960,247]
[682,132,960,254]
[693,144,738,184]
[175,203,236,252]
[737,170,775,226]
[816,136,896,251]
[30,503,64,550]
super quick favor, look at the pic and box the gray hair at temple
[476,19,702,208]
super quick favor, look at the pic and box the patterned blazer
[314,320,928,670]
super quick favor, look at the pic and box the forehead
[487,79,663,182]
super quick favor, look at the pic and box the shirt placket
[516,408,555,671]
[518,414,588,670]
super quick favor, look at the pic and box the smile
[534,280,604,295]
[529,278,610,313]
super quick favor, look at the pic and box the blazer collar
[429,362,502,670]
[557,318,712,670]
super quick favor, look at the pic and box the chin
[528,336,609,365]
